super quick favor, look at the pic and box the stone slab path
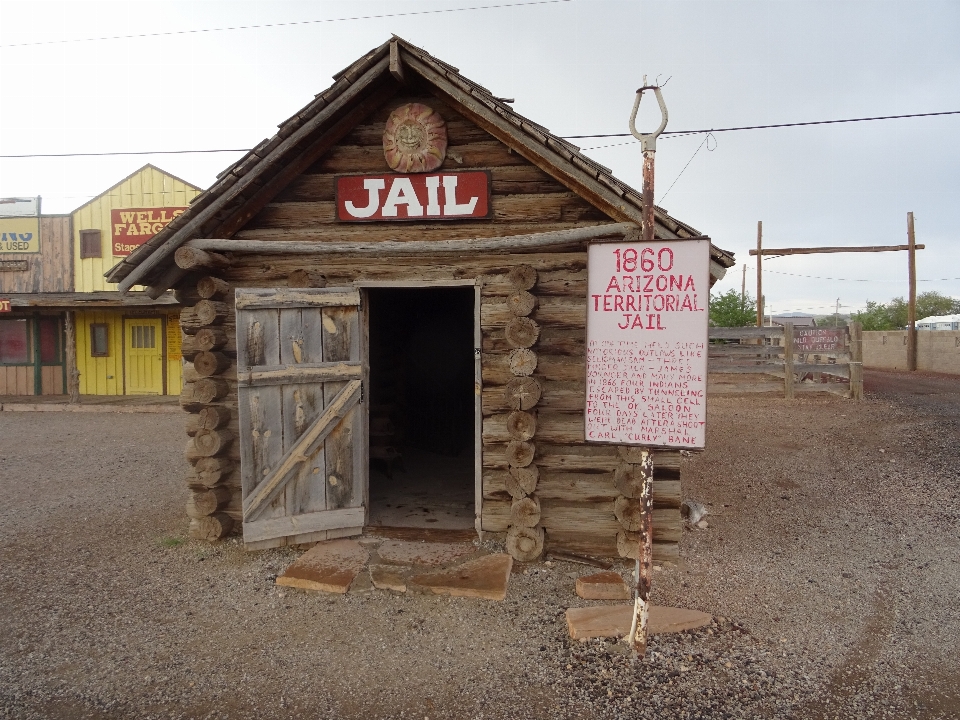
[565,604,713,640]
[276,536,513,601]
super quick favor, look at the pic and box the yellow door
[124,318,164,394]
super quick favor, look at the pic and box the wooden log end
[189,512,234,541]
[614,462,651,499]
[506,525,544,562]
[508,348,538,377]
[614,495,644,532]
[503,376,542,411]
[510,495,541,528]
[193,351,231,378]
[505,440,535,468]
[504,316,540,349]
[507,264,538,291]
[194,326,228,352]
[193,428,234,457]
[505,410,537,441]
[506,290,538,317]
[197,276,232,300]
[175,246,231,272]
[505,464,539,499]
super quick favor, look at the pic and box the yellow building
[70,164,200,396]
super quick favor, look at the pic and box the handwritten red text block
[585,239,710,449]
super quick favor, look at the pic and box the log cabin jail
[105,37,735,561]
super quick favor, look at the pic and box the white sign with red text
[585,239,710,449]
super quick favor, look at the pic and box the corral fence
[708,322,863,400]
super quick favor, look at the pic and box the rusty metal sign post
[624,79,668,656]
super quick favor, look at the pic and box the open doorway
[365,286,476,530]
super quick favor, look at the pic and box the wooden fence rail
[708,322,863,400]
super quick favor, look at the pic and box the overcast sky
[1,0,957,315]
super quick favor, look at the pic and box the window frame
[79,229,102,259]
[90,323,110,357]
[0,317,32,366]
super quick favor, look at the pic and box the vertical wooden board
[322,305,362,510]
[279,307,327,516]
[237,308,284,515]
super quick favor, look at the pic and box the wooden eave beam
[115,55,392,293]
[399,51,642,227]
[750,244,925,256]
[186,222,641,256]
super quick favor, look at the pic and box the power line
[0,1,570,48]
[0,148,248,159]
[563,110,960,140]
[742,265,960,284]
[4,108,957,160]
[657,133,715,203]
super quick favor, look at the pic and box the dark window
[0,319,30,364]
[90,323,109,357]
[79,229,102,259]
[39,317,61,363]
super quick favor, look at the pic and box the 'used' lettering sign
[336,171,490,222]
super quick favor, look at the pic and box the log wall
[173,90,683,560]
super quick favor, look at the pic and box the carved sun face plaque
[383,103,447,173]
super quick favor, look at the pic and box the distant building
[917,314,960,331]
[770,313,817,327]
[0,165,199,397]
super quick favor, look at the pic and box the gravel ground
[1,369,958,719]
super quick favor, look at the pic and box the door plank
[322,305,362,510]
[237,309,284,505]
[280,308,327,518]
[236,287,360,310]
[243,507,365,544]
[243,379,362,521]
[237,361,362,387]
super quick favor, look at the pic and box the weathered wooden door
[236,288,366,548]
[124,318,164,394]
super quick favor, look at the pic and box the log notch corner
[502,265,545,562]
[180,274,239,540]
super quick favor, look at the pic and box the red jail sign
[335,171,491,222]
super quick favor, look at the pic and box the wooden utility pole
[907,212,917,371]
[756,221,763,327]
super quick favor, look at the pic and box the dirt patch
[1,370,958,718]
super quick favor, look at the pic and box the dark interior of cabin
[366,287,475,529]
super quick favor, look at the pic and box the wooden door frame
[355,279,482,535]
[121,314,167,396]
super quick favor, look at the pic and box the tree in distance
[709,289,757,327]
[852,291,960,331]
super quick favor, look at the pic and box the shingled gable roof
[105,36,734,294]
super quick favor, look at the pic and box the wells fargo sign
[336,172,490,221]
[111,207,187,256]
[0,218,41,254]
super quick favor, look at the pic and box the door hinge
[359,383,364,404]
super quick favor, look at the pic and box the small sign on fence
[794,327,845,352]
[585,238,710,449]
